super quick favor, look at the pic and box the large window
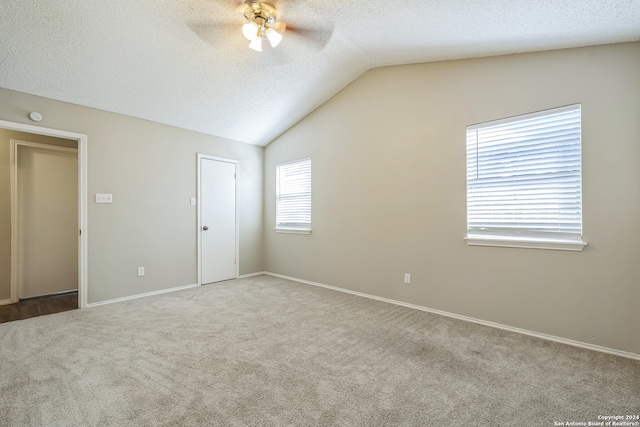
[466,104,586,251]
[276,157,311,233]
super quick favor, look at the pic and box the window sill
[465,236,587,251]
[274,228,312,235]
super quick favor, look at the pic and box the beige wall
[0,130,77,301]
[264,42,640,355]
[0,89,264,304]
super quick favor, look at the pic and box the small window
[276,157,311,233]
[466,105,586,250]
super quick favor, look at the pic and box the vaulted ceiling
[1,0,639,146]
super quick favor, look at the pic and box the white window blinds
[466,104,582,242]
[276,158,311,231]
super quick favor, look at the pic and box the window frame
[275,157,312,234]
[465,105,587,251]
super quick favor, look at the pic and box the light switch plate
[190,197,196,206]
[96,193,113,203]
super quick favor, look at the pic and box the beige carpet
[1,275,638,426]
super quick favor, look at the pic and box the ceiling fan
[188,0,334,57]
[240,2,285,52]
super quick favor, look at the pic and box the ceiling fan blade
[188,21,238,47]
[285,22,334,51]
[229,0,248,8]
[270,20,287,34]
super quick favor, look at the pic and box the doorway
[197,154,238,285]
[0,120,87,309]
[12,141,78,299]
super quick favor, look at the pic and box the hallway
[0,292,77,323]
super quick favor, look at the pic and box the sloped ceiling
[1,0,639,146]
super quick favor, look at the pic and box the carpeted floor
[1,275,638,426]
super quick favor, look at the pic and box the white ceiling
[1,0,639,146]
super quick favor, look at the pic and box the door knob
[202,226,209,231]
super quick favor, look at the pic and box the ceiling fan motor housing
[242,2,278,26]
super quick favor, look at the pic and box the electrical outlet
[404,273,411,284]
[137,267,145,277]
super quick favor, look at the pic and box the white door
[200,157,236,284]
[17,145,78,298]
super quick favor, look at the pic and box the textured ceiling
[1,0,639,146]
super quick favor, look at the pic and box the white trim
[86,283,198,308]
[465,236,587,251]
[0,299,12,306]
[196,154,240,286]
[0,120,88,309]
[264,272,640,361]
[10,140,77,153]
[274,228,312,234]
[238,271,267,279]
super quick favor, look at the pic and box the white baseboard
[0,299,12,306]
[238,271,267,279]
[86,283,198,308]
[264,272,640,361]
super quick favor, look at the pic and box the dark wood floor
[0,292,78,323]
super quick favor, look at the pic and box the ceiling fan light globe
[266,28,282,48]
[249,37,263,52]
[242,22,258,41]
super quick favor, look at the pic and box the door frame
[196,154,239,286]
[11,140,79,301]
[1,120,88,308]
